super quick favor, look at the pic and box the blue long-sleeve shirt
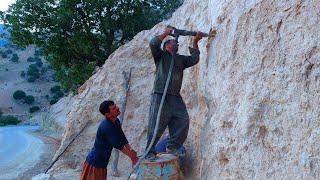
[86,118,128,168]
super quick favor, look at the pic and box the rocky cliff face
[48,0,320,179]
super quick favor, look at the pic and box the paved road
[0,125,45,179]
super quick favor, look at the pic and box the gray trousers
[146,93,189,153]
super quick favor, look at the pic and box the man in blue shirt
[80,100,138,180]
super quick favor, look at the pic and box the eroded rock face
[32,96,74,138]
[49,0,320,179]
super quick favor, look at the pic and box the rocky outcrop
[36,95,74,137]
[48,0,320,179]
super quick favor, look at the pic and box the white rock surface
[31,173,50,180]
[30,95,74,138]
[48,0,320,179]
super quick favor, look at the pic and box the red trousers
[80,161,107,180]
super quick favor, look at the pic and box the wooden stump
[134,154,183,180]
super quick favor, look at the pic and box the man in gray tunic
[146,26,204,159]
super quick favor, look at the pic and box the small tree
[29,106,40,113]
[13,90,26,100]
[24,95,35,104]
[41,67,47,74]
[49,85,64,104]
[50,85,61,93]
[27,64,40,81]
[27,57,35,62]
[52,93,62,101]
[35,49,43,56]
[10,53,19,62]
[1,53,7,58]
[34,56,41,62]
[36,60,43,67]
[49,99,58,105]
[20,71,25,77]
[54,91,64,99]
[27,64,39,75]
[5,49,12,54]
[10,44,20,50]
[27,76,36,82]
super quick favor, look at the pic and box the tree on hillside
[10,53,19,62]
[2,0,183,92]
[13,90,26,100]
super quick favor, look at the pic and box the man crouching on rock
[80,100,138,180]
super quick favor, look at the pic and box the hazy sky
[0,0,15,11]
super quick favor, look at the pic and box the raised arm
[183,32,205,68]
[192,31,205,50]
[149,27,173,64]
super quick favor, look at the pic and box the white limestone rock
[48,0,320,179]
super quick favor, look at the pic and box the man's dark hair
[99,100,114,115]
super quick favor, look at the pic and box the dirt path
[0,126,59,180]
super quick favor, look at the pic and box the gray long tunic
[149,36,200,96]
